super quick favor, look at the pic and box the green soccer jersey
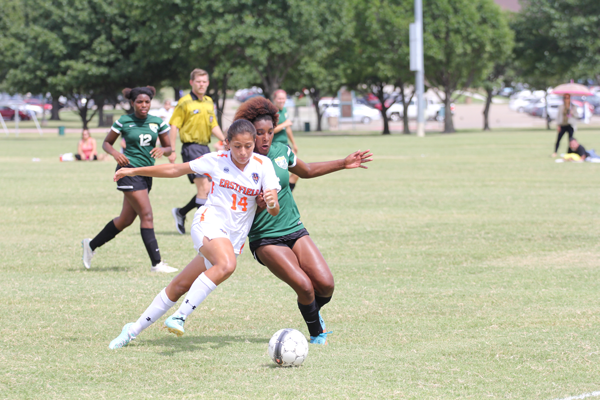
[248,142,304,242]
[111,114,169,168]
[273,106,289,145]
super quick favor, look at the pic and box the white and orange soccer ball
[268,328,309,367]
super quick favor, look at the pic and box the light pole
[410,0,425,137]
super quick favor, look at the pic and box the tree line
[0,0,598,134]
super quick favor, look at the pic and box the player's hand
[168,152,177,163]
[114,168,134,182]
[293,144,298,154]
[344,150,373,169]
[263,190,277,209]
[256,192,267,208]
[113,153,130,167]
[150,147,164,159]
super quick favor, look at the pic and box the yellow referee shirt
[169,92,219,145]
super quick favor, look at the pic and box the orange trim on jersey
[200,209,208,222]
[218,153,228,158]
[204,173,212,180]
[252,156,263,164]
[240,243,245,253]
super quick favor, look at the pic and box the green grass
[1,129,600,399]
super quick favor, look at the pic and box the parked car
[509,96,538,112]
[25,98,53,111]
[324,103,381,124]
[387,99,451,121]
[234,87,264,103]
[0,106,31,121]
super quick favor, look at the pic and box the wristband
[267,202,277,209]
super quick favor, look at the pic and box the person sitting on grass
[566,138,589,161]
[76,129,98,161]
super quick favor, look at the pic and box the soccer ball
[268,328,309,367]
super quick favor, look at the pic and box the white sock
[175,273,216,318]
[129,288,176,337]
[195,197,206,206]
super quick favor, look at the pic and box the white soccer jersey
[188,150,280,253]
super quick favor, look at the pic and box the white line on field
[551,391,600,400]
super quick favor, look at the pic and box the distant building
[494,0,521,12]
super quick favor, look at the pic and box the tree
[203,0,340,100]
[283,2,352,132]
[345,0,413,135]
[424,0,512,133]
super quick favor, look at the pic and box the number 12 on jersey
[231,194,248,211]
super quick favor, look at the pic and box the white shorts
[191,207,246,255]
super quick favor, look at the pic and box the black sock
[140,228,161,266]
[289,183,296,192]
[179,195,198,216]
[297,300,323,337]
[89,220,121,251]
[315,295,332,310]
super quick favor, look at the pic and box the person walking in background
[76,129,99,161]
[81,86,177,273]
[552,94,580,157]
[168,69,226,234]
[150,99,174,122]
[272,89,300,191]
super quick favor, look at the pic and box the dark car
[0,106,31,121]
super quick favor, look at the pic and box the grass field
[1,129,599,399]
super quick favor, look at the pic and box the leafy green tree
[424,0,512,133]
[511,1,577,129]
[203,0,339,100]
[346,0,413,135]
[283,2,352,132]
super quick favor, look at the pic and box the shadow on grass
[146,334,268,356]
[154,231,186,236]
[66,266,131,272]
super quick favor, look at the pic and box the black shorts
[115,165,152,192]
[249,228,309,266]
[181,143,211,184]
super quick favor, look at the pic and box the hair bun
[122,88,133,100]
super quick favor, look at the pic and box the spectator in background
[150,99,174,122]
[76,129,98,161]
[552,94,580,157]
[567,138,589,161]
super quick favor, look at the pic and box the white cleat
[109,323,135,349]
[82,238,95,269]
[150,261,178,273]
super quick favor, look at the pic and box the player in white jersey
[108,120,280,349]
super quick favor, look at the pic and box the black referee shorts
[181,143,211,184]
[115,165,152,192]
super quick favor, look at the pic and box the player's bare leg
[256,239,332,342]
[164,237,236,337]
[124,190,175,272]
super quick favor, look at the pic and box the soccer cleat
[150,261,178,273]
[164,314,186,337]
[82,238,95,269]
[108,322,135,349]
[310,330,332,345]
[318,311,326,331]
[172,207,186,235]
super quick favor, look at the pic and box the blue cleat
[109,323,135,349]
[310,330,332,345]
[318,311,326,331]
[164,314,186,337]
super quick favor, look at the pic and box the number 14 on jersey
[231,194,248,211]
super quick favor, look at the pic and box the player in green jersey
[272,89,300,191]
[81,86,177,273]
[235,97,372,344]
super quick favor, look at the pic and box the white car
[386,99,441,121]
[324,103,381,124]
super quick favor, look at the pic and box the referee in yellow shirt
[168,68,225,234]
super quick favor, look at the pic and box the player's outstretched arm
[114,163,194,181]
[289,149,373,179]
